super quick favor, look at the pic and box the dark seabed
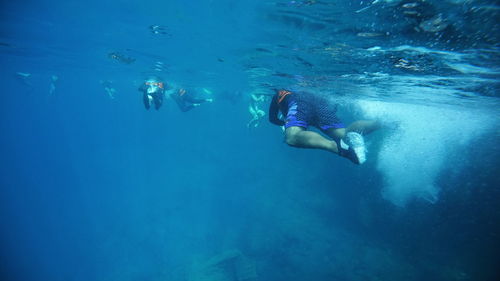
[0,0,499,281]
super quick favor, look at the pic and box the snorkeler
[49,75,58,96]
[170,88,213,112]
[15,72,33,92]
[248,92,272,128]
[100,80,116,99]
[149,25,169,35]
[138,77,165,110]
[108,51,136,64]
[269,89,380,164]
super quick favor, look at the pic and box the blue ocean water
[1,0,499,280]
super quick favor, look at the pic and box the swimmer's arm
[164,88,177,97]
[184,95,207,104]
[251,94,265,102]
[268,96,285,126]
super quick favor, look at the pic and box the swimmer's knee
[285,126,305,146]
[324,128,345,140]
[285,132,300,147]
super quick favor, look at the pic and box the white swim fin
[345,132,367,164]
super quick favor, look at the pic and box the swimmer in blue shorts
[268,89,380,164]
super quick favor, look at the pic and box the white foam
[445,62,499,74]
[357,99,495,206]
[364,45,500,75]
[365,45,466,60]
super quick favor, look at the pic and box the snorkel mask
[145,79,164,94]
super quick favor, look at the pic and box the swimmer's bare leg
[346,120,381,135]
[323,128,346,141]
[322,121,380,141]
[322,127,368,164]
[143,93,151,110]
[285,126,339,154]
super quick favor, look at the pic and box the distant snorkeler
[248,92,273,128]
[49,75,58,96]
[269,89,380,164]
[138,76,165,110]
[108,51,136,64]
[100,80,116,99]
[170,88,213,112]
[15,72,34,93]
[16,72,32,85]
[149,25,170,35]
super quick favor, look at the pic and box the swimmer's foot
[338,132,367,164]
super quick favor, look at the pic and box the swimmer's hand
[206,98,213,102]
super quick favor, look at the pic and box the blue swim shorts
[284,96,345,130]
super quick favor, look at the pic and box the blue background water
[1,1,499,281]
